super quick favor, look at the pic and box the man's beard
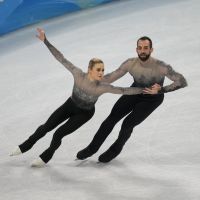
[138,53,151,61]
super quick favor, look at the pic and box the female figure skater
[10,28,145,167]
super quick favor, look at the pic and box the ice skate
[76,146,96,160]
[98,146,122,163]
[31,157,46,167]
[10,146,22,156]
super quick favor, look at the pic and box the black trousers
[19,98,95,163]
[87,94,164,154]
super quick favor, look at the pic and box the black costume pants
[87,94,164,154]
[19,98,95,163]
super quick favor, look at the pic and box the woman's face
[88,63,104,81]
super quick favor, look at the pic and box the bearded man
[77,36,187,163]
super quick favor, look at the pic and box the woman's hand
[143,83,161,94]
[36,28,46,41]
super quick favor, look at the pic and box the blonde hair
[88,58,104,70]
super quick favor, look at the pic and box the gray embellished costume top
[44,38,187,110]
[44,38,143,110]
[103,57,187,93]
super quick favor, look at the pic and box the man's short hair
[137,36,153,48]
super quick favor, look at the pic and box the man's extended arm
[102,59,132,83]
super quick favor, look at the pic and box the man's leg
[77,95,138,160]
[99,95,164,163]
[19,98,73,153]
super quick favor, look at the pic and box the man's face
[136,39,153,62]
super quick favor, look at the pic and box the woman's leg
[39,108,95,163]
[19,98,73,153]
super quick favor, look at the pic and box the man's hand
[36,28,45,42]
[143,83,161,94]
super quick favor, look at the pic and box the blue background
[0,0,114,35]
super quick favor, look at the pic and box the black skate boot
[76,146,96,160]
[98,146,122,163]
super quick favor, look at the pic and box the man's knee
[106,111,123,124]
[119,127,133,140]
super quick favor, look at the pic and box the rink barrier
[0,0,115,36]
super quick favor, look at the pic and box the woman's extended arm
[36,28,80,75]
[100,83,143,95]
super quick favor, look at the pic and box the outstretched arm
[101,83,143,95]
[36,28,80,75]
[102,59,132,83]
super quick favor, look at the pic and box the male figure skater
[77,36,187,163]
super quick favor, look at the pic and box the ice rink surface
[0,0,200,199]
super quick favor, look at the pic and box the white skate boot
[10,146,22,156]
[31,157,46,167]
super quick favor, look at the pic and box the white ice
[0,0,200,199]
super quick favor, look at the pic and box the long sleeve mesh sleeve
[160,65,188,93]
[100,83,143,95]
[44,38,80,75]
[102,59,132,83]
